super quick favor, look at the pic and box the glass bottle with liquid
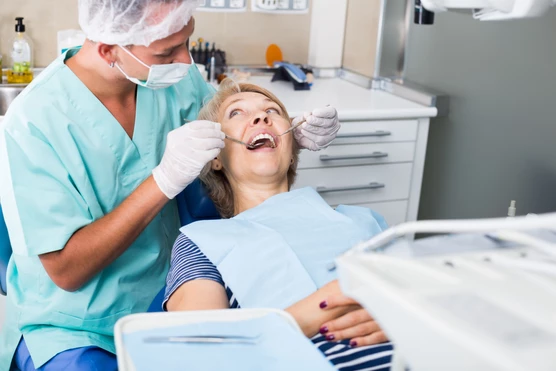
[7,17,34,84]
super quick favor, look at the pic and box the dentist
[0,0,340,370]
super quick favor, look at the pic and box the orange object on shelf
[265,44,283,67]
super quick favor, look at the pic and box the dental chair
[0,203,10,296]
[0,178,220,299]
[150,178,220,311]
[175,178,220,227]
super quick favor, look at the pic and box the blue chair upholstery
[149,179,220,312]
[176,178,221,226]
[0,203,11,295]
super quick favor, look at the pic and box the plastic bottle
[507,200,516,218]
[7,17,34,84]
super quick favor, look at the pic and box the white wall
[342,0,382,77]
[0,0,314,68]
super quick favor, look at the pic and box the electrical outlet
[256,0,278,10]
[277,0,289,9]
[210,0,225,7]
[198,0,246,12]
[230,0,244,8]
[252,0,309,13]
[293,0,307,10]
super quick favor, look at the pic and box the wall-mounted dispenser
[420,0,556,20]
[415,0,435,24]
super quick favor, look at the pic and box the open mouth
[248,133,276,150]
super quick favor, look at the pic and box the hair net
[79,0,202,46]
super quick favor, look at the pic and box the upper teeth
[250,133,276,147]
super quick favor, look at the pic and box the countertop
[0,75,438,121]
[244,75,438,121]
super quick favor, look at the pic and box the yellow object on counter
[7,69,33,84]
[7,17,34,84]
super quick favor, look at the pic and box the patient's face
[217,92,293,185]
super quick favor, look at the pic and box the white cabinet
[297,142,416,169]
[246,75,436,227]
[332,120,418,144]
[295,163,412,205]
[292,118,430,226]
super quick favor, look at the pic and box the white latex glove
[293,106,340,151]
[153,120,225,199]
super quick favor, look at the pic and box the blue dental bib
[181,187,386,309]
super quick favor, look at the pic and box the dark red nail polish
[350,340,358,347]
[319,301,328,309]
[319,326,329,334]
[326,334,335,341]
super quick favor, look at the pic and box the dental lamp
[415,0,556,23]
[338,212,556,371]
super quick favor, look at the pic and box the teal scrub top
[0,48,215,369]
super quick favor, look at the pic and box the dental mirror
[225,135,266,150]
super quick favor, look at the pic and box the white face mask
[115,46,192,89]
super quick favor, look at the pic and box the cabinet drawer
[354,200,408,227]
[334,120,418,145]
[298,142,415,169]
[293,163,412,205]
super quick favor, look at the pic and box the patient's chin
[243,161,288,181]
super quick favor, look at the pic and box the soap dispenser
[7,17,34,84]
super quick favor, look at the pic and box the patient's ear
[211,158,223,171]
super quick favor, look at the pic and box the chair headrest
[176,178,221,226]
[0,204,11,295]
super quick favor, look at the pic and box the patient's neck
[232,181,289,215]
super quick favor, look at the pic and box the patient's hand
[318,293,388,347]
[285,280,388,347]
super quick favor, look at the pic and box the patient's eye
[266,107,280,115]
[229,109,242,118]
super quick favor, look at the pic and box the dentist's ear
[211,158,223,171]
[97,42,118,67]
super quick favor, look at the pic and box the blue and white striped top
[164,233,394,371]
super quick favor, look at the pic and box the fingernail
[319,301,328,309]
[326,334,335,341]
[319,326,328,334]
[350,340,358,347]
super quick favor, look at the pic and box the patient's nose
[253,114,270,125]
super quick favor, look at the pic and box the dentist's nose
[174,46,192,64]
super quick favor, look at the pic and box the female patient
[164,79,393,370]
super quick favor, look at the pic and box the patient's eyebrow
[227,98,245,106]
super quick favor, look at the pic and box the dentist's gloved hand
[293,106,340,151]
[153,120,225,199]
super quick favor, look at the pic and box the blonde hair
[198,78,300,218]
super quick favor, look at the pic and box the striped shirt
[164,233,394,371]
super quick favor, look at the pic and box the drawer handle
[316,182,385,193]
[320,152,389,161]
[336,130,392,139]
